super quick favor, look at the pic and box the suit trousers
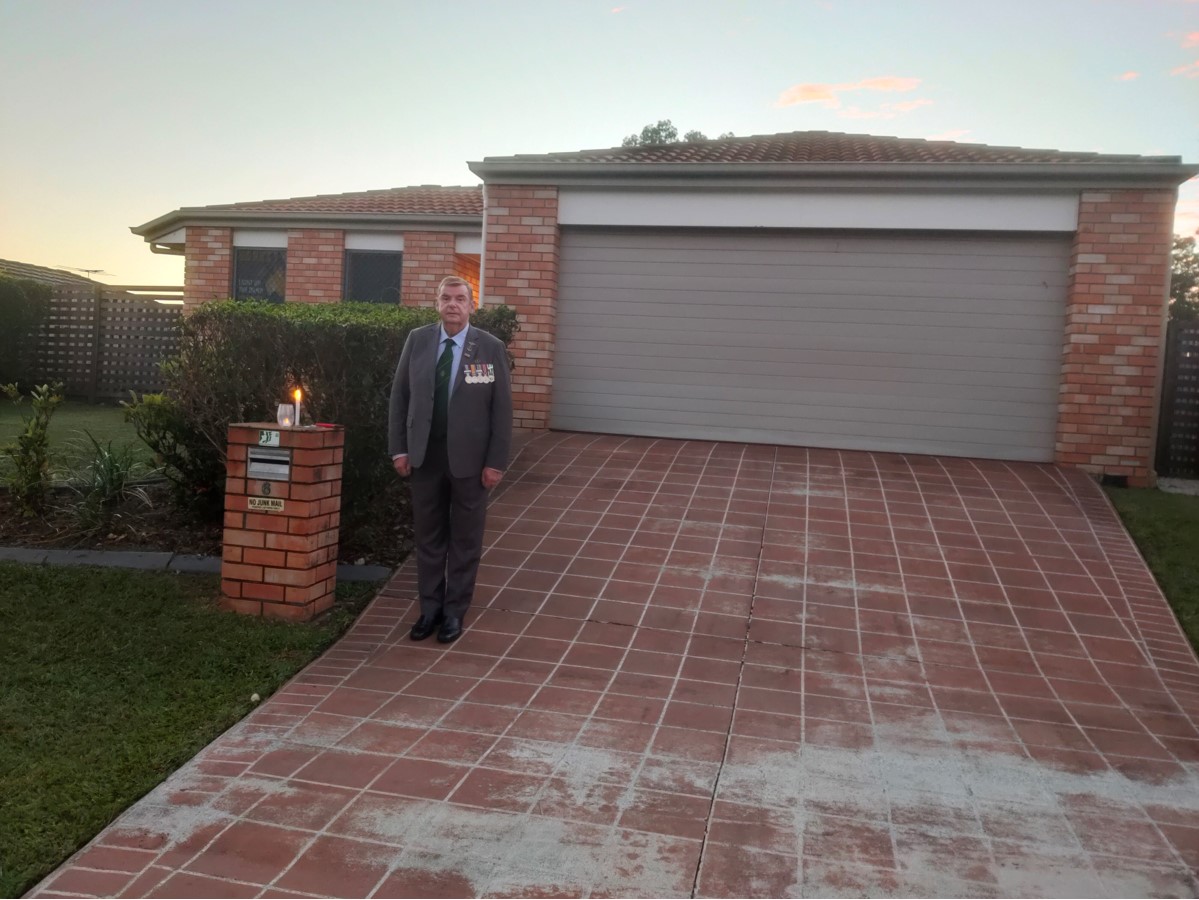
[409,437,489,620]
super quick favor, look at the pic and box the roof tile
[196,185,483,216]
[484,130,1180,166]
[0,258,102,287]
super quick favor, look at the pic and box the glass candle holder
[276,403,294,427]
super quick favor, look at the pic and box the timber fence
[35,285,183,401]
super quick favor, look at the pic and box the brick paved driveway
[33,433,1199,898]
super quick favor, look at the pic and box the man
[388,276,513,643]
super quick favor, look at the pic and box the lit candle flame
[293,388,302,404]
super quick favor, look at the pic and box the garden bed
[0,480,410,566]
[0,480,222,557]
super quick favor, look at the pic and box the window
[233,248,286,303]
[344,250,403,303]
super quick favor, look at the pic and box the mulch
[0,482,223,558]
[0,480,411,567]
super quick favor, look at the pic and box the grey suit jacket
[388,323,513,478]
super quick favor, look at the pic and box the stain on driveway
[33,433,1199,898]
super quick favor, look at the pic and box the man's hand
[482,467,503,489]
[393,455,411,478]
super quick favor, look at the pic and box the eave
[467,160,1199,191]
[131,209,484,244]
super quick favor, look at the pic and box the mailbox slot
[247,447,291,482]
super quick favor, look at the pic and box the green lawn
[0,565,377,897]
[1106,486,1199,652]
[0,399,151,474]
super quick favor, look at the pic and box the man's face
[436,284,471,335]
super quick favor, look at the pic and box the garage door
[552,229,1070,461]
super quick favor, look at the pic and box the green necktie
[431,337,454,439]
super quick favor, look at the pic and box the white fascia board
[456,235,482,254]
[156,227,186,245]
[232,229,288,248]
[345,233,404,251]
[557,189,1079,232]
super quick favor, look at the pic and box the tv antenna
[57,265,111,279]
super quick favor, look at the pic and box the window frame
[231,247,287,303]
[342,249,404,304]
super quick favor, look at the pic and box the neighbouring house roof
[132,185,483,246]
[0,258,102,287]
[470,130,1199,187]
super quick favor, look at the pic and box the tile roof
[196,185,483,216]
[0,258,102,287]
[482,130,1182,166]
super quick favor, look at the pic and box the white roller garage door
[551,229,1070,461]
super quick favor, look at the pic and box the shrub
[59,431,154,531]
[124,391,226,514]
[1,382,64,516]
[0,276,50,389]
[125,301,519,556]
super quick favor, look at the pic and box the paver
[31,433,1199,898]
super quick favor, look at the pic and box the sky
[1,0,1197,286]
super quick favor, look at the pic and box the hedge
[126,300,519,558]
[0,276,50,389]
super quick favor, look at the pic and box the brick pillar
[1057,189,1177,486]
[221,423,344,621]
[286,230,345,303]
[400,231,456,306]
[481,185,559,430]
[183,227,232,313]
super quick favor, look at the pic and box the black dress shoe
[410,613,442,641]
[437,616,463,643]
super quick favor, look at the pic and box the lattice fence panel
[34,288,182,399]
[97,292,180,397]
[1157,321,1199,478]
[35,287,98,396]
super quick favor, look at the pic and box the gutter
[131,210,484,243]
[468,160,1199,187]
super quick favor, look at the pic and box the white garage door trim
[558,188,1079,232]
[552,228,1070,462]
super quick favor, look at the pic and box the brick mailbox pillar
[221,423,345,620]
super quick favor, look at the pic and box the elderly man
[388,276,513,643]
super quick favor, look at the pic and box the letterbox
[246,447,291,482]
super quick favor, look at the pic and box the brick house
[132,185,484,311]
[133,131,1197,485]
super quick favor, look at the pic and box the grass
[0,399,151,474]
[0,564,378,897]
[1106,486,1199,652]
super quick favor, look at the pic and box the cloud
[1183,31,1199,48]
[1175,189,1199,237]
[925,129,972,142]
[1175,203,1199,237]
[775,75,920,108]
[1117,71,1140,81]
[1172,59,1199,77]
[852,76,922,92]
